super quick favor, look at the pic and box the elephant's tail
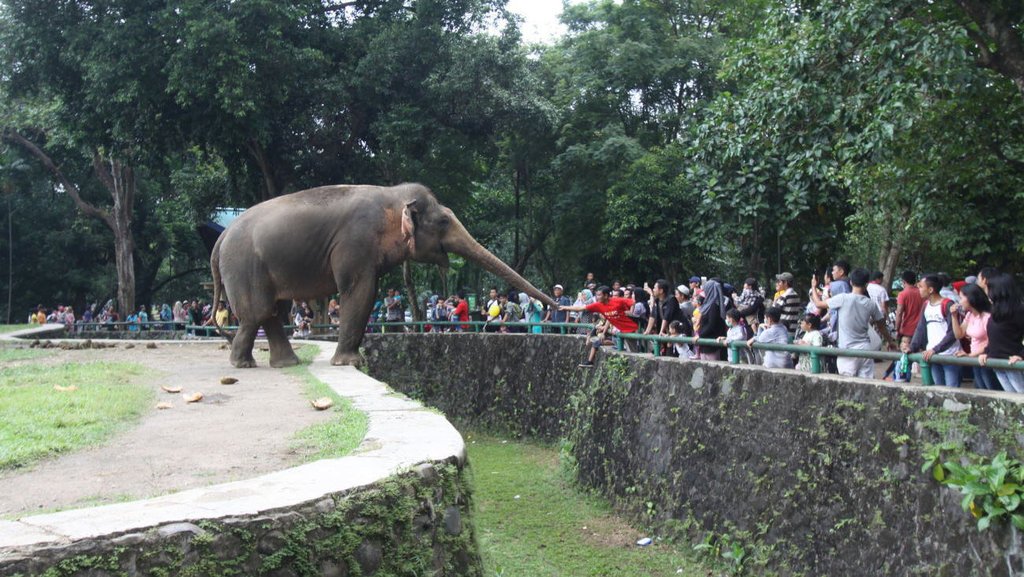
[210,236,235,344]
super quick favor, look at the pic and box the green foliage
[693,531,749,576]
[924,448,1024,532]
[686,0,1024,278]
[2,0,1024,305]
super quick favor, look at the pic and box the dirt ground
[0,341,337,519]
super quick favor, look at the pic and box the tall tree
[676,0,1024,283]
[545,0,740,281]
[0,0,181,315]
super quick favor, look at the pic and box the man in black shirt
[644,279,684,356]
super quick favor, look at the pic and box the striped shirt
[774,288,803,334]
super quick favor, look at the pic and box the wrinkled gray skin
[210,183,556,368]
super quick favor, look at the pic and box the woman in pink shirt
[952,283,999,390]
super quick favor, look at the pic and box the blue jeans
[995,369,1024,393]
[930,363,961,387]
[972,366,1000,391]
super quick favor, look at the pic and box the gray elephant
[210,183,555,368]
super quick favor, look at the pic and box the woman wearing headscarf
[520,292,543,333]
[160,303,173,330]
[694,278,728,360]
[574,289,595,335]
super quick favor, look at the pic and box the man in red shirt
[450,290,470,331]
[893,270,925,381]
[560,285,637,367]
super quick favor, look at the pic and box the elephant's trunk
[443,215,557,308]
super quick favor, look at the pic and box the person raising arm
[560,286,637,367]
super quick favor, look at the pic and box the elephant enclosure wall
[363,333,1024,577]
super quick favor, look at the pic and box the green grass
[0,324,33,334]
[0,361,152,469]
[467,433,715,577]
[0,348,48,362]
[287,345,369,461]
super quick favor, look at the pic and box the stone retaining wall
[0,332,481,577]
[363,333,1024,577]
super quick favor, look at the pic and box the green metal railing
[70,318,1024,386]
[72,320,188,331]
[366,320,1024,386]
[367,320,592,334]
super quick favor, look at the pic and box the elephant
[210,182,556,368]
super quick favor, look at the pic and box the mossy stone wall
[1,462,480,577]
[364,333,1024,577]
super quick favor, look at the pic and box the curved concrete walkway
[0,328,464,554]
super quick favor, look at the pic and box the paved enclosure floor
[0,341,332,518]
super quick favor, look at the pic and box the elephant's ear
[402,200,417,253]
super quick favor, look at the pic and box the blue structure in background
[197,208,245,256]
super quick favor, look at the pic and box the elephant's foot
[230,355,258,368]
[331,351,363,366]
[270,352,300,368]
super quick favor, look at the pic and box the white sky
[505,0,571,44]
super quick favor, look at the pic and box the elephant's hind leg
[230,321,260,368]
[266,301,300,368]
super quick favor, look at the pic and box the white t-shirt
[866,283,888,314]
[923,300,961,355]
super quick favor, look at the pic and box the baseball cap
[952,280,967,293]
[776,272,794,283]
[553,284,564,290]
[688,276,701,284]
[676,285,692,296]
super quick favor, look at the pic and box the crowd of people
[27,299,231,333]
[26,261,1024,392]
[403,262,1024,392]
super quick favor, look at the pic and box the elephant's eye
[438,215,451,228]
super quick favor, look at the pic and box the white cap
[554,284,564,290]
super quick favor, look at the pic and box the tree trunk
[5,195,12,324]
[245,139,280,200]
[877,205,910,291]
[114,229,136,316]
[513,167,521,266]
[93,154,137,316]
[957,0,1024,100]
[403,261,422,322]
[877,238,901,293]
[3,131,138,317]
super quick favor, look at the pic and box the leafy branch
[923,446,1024,531]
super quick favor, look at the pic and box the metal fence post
[810,351,821,374]
[920,360,934,385]
[728,342,739,364]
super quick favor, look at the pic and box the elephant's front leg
[332,278,377,366]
